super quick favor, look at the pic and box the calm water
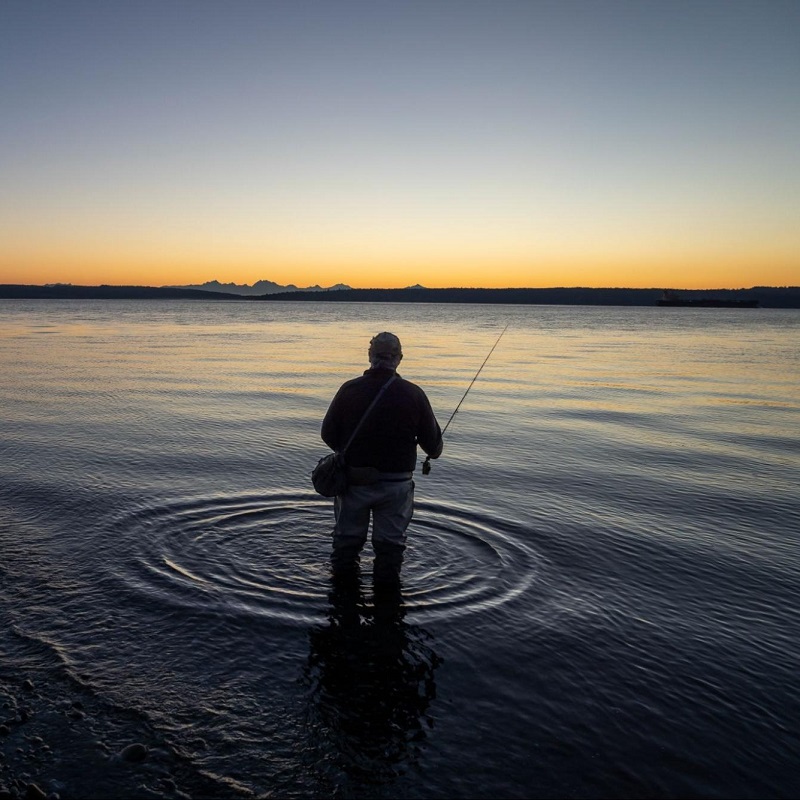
[1,300,798,798]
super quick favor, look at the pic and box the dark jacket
[321,367,443,472]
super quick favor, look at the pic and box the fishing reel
[421,456,432,475]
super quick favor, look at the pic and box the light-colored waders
[332,474,414,584]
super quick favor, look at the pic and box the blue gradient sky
[1,0,798,288]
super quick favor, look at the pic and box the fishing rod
[422,323,509,475]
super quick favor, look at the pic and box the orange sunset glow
[1,2,798,291]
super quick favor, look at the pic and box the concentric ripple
[403,500,540,622]
[109,492,540,624]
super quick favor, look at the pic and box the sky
[1,0,798,290]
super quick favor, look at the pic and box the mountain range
[169,279,350,295]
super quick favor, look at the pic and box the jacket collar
[363,366,399,378]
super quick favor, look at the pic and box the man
[321,332,443,586]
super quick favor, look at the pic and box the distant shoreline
[1,284,799,308]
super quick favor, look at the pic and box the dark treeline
[257,287,659,305]
[2,284,799,307]
[0,284,237,300]
[252,286,800,308]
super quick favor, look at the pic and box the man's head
[368,331,403,370]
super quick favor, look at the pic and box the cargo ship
[657,290,759,308]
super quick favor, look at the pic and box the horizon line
[4,282,798,292]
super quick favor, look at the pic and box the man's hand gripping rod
[422,323,509,475]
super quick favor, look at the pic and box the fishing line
[422,323,509,475]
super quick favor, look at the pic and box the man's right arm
[417,392,443,459]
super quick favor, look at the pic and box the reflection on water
[303,575,441,787]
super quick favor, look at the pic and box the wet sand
[0,671,245,800]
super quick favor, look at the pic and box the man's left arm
[321,394,341,451]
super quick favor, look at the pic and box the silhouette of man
[321,332,443,585]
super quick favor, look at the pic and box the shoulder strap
[341,374,397,455]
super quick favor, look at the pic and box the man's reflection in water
[303,573,441,786]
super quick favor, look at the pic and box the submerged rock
[24,784,46,800]
[119,743,148,763]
